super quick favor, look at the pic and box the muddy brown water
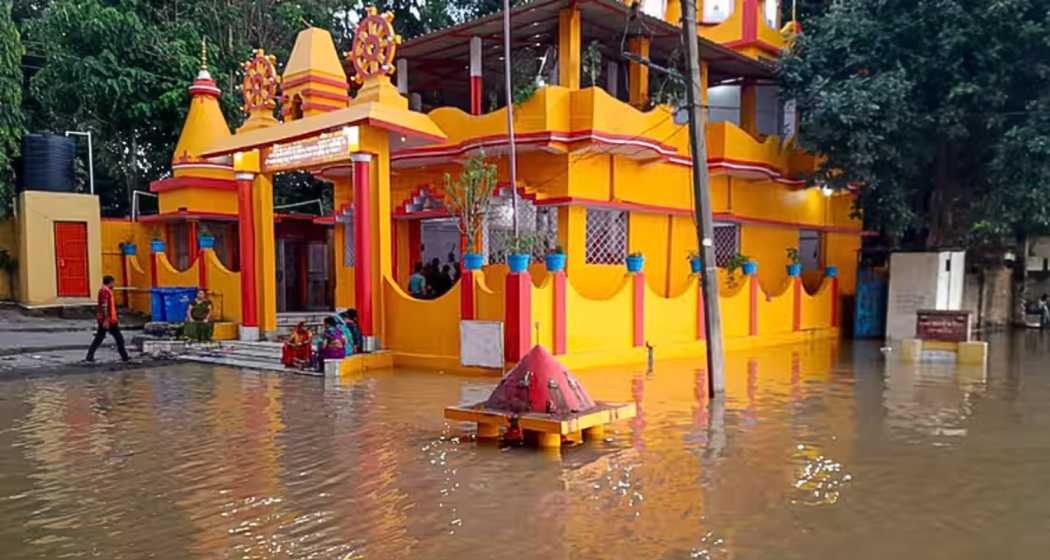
[1,333,1049,559]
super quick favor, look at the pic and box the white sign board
[885,251,966,341]
[460,320,504,369]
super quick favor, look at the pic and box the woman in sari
[282,321,312,369]
[184,289,214,342]
[316,316,347,372]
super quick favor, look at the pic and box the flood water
[2,333,1050,559]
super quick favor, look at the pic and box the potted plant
[786,248,802,277]
[444,151,498,271]
[148,226,165,253]
[626,251,645,273]
[545,244,566,273]
[198,223,215,250]
[505,234,535,273]
[687,250,702,274]
[825,265,839,278]
[725,254,754,287]
[120,233,137,256]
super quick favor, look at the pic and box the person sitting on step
[316,316,347,372]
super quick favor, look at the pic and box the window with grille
[485,190,558,264]
[341,210,355,267]
[799,229,822,270]
[585,208,627,264]
[713,223,739,268]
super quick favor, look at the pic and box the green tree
[0,2,24,216]
[779,0,1050,251]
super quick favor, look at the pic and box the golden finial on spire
[200,38,209,71]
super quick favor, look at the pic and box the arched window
[702,0,734,24]
[762,0,780,29]
[485,187,558,264]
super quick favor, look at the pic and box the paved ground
[0,304,155,376]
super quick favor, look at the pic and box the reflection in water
[1,333,1050,559]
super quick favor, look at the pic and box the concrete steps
[181,340,321,377]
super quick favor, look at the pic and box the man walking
[86,275,130,362]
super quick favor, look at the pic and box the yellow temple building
[75,0,861,372]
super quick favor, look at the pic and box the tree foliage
[15,0,502,216]
[0,2,24,216]
[779,0,1050,251]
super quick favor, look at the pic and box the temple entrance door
[276,221,333,313]
[420,218,462,271]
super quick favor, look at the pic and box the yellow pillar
[583,425,605,441]
[333,176,354,309]
[701,61,709,109]
[665,0,681,24]
[558,8,581,90]
[254,174,277,334]
[740,80,758,136]
[627,36,651,108]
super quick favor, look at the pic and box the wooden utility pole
[681,0,726,394]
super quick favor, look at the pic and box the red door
[55,222,89,297]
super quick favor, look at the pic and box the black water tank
[21,133,75,192]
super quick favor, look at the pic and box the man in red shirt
[85,275,130,362]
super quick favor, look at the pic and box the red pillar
[391,223,399,283]
[469,36,483,115]
[461,269,475,320]
[352,154,374,338]
[187,221,199,267]
[236,173,258,328]
[198,249,208,290]
[632,273,645,347]
[121,254,130,307]
[749,274,759,337]
[792,276,802,332]
[149,247,159,288]
[553,271,567,355]
[504,271,532,362]
[408,220,422,269]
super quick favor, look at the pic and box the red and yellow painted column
[352,153,376,344]
[505,271,531,362]
[235,171,259,338]
[632,272,645,347]
[469,36,483,115]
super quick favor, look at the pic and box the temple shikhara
[21,0,863,372]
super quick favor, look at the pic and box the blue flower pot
[198,235,215,250]
[825,266,839,278]
[150,240,166,253]
[507,253,531,273]
[626,254,645,273]
[463,253,484,271]
[121,243,137,256]
[545,253,566,272]
[689,256,702,274]
[787,263,802,277]
[742,261,758,276]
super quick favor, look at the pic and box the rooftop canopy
[399,0,774,110]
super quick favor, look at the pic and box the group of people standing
[281,309,364,372]
[408,253,461,299]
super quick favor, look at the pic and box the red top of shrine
[484,345,596,417]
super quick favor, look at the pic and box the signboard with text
[916,310,972,342]
[263,127,359,173]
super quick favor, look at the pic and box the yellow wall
[202,248,241,322]
[739,224,798,294]
[17,192,103,305]
[158,188,238,215]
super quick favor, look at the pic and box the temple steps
[181,340,321,376]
